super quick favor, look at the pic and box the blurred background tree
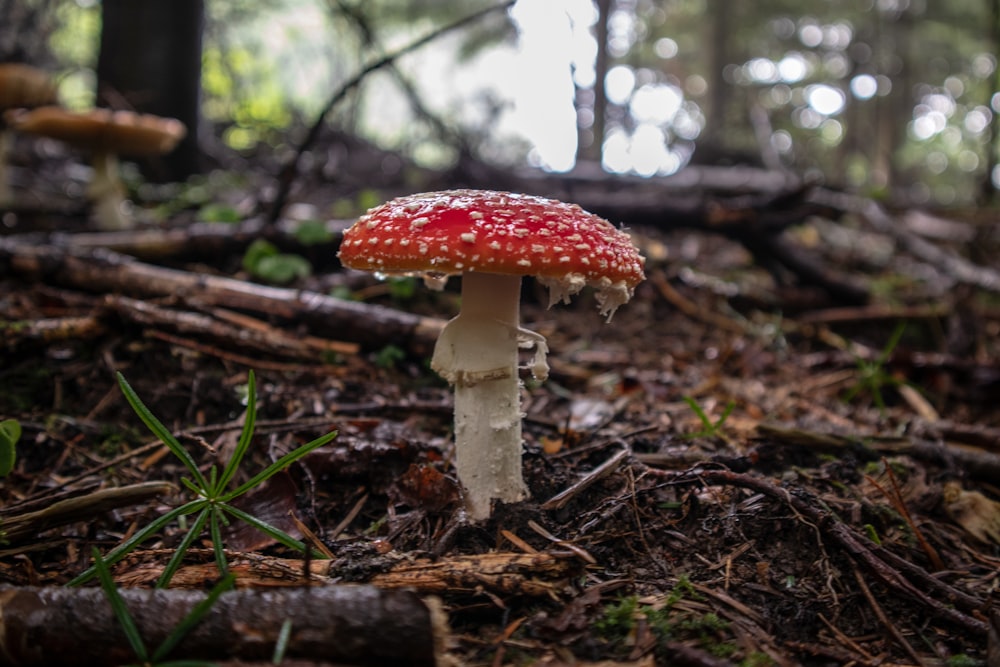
[2,0,998,207]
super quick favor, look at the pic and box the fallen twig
[541,447,630,511]
[106,294,359,358]
[0,239,444,354]
[644,466,988,635]
[0,481,173,546]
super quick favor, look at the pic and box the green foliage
[742,652,776,667]
[594,594,639,637]
[596,578,731,658]
[293,220,333,246]
[242,239,312,285]
[70,371,337,588]
[202,42,296,150]
[0,419,21,477]
[681,397,735,439]
[329,190,385,219]
[374,344,406,370]
[387,276,418,301]
[842,323,907,413]
[945,654,981,667]
[272,619,293,664]
[197,203,242,223]
[93,547,231,667]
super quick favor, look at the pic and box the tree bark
[583,0,613,163]
[0,585,447,666]
[96,0,204,180]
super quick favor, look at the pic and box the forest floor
[1,169,999,666]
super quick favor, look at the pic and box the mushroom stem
[87,150,130,230]
[431,271,529,520]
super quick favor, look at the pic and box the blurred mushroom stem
[87,150,130,230]
[431,271,542,520]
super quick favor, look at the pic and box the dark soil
[1,176,999,666]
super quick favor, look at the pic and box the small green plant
[596,578,734,659]
[93,547,230,667]
[198,202,241,223]
[681,396,735,439]
[842,322,907,413]
[594,594,639,637]
[945,654,981,667]
[0,418,21,477]
[70,370,337,587]
[374,344,406,370]
[742,652,775,667]
[387,276,417,301]
[242,239,311,284]
[293,219,333,246]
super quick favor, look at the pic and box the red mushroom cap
[338,189,645,311]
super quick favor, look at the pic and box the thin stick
[852,565,926,665]
[541,447,629,511]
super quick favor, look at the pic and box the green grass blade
[715,401,736,428]
[877,322,907,364]
[221,430,337,502]
[117,372,209,490]
[93,548,149,662]
[156,507,212,588]
[682,396,712,429]
[215,371,258,494]
[151,573,235,663]
[272,619,293,664]
[69,500,207,586]
[209,507,229,579]
[219,503,312,554]
[181,476,206,496]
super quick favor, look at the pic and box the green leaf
[198,203,242,223]
[681,396,713,431]
[273,619,293,664]
[221,429,337,501]
[215,370,257,494]
[242,240,312,284]
[219,503,310,554]
[0,419,22,477]
[151,573,235,663]
[254,253,312,284]
[93,548,149,662]
[242,238,278,273]
[293,219,333,245]
[117,373,209,490]
[69,500,207,586]
[209,508,228,579]
[157,507,212,588]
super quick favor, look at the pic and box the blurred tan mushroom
[4,106,186,229]
[0,63,58,205]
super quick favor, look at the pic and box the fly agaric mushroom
[338,189,645,520]
[0,63,58,205]
[3,106,186,229]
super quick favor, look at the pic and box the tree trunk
[583,0,613,163]
[982,0,1000,204]
[96,0,204,181]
